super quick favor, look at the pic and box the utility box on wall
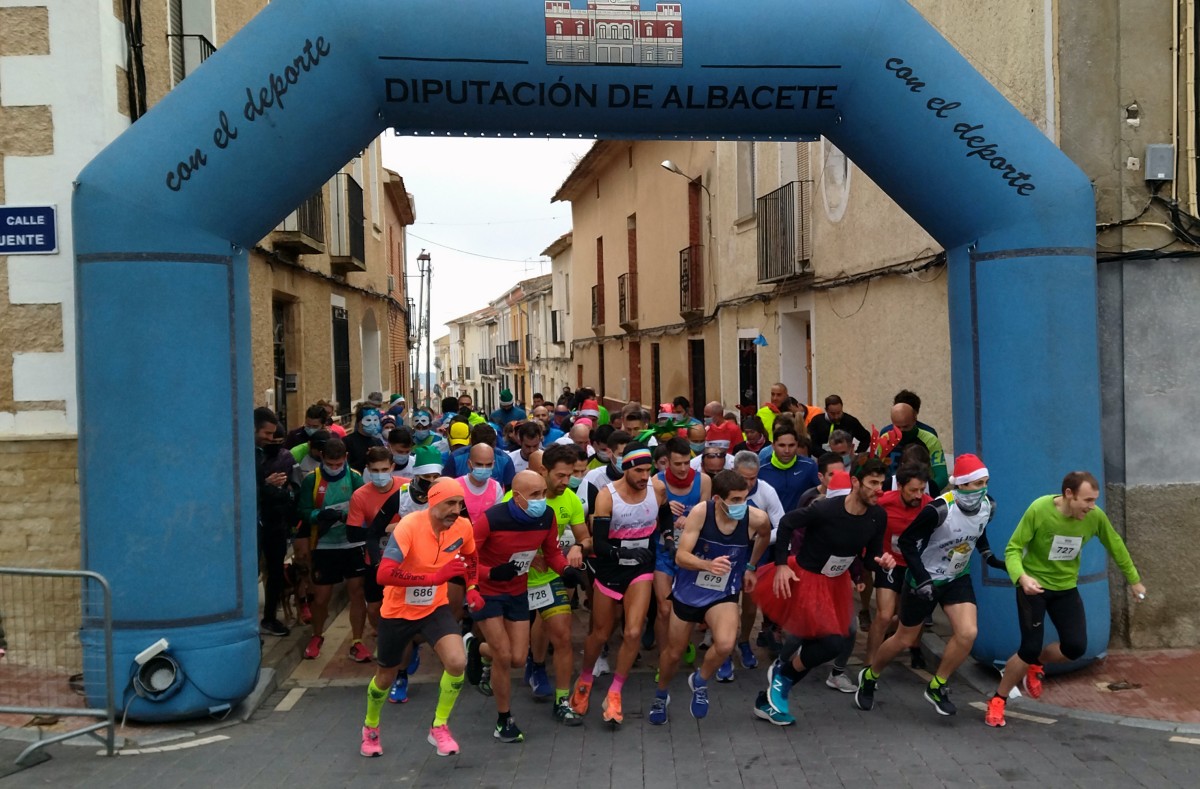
[1145,144,1175,181]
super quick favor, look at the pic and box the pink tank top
[458,476,503,523]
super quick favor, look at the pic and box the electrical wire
[414,217,567,227]
[406,231,550,264]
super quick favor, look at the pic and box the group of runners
[268,386,1146,759]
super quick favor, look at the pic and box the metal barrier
[0,568,115,765]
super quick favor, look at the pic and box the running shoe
[826,671,856,693]
[427,724,460,756]
[523,654,534,687]
[570,678,593,715]
[387,674,408,704]
[1023,663,1045,699]
[601,691,624,725]
[737,641,758,669]
[303,635,324,660]
[299,601,312,624]
[766,659,793,716]
[494,716,525,743]
[595,648,611,677]
[701,630,713,649]
[910,647,927,670]
[648,693,670,725]
[360,726,382,757]
[753,691,795,726]
[406,645,421,676]
[555,698,584,726]
[924,683,956,716]
[715,656,735,683]
[349,640,372,663]
[478,664,493,697]
[688,671,710,719]
[464,633,482,685]
[854,668,876,711]
[260,619,289,637]
[529,665,553,699]
[683,642,696,666]
[984,695,1007,728]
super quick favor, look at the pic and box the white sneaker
[594,653,611,677]
[701,631,713,649]
[826,672,857,693]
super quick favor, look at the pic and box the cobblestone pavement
[8,640,1200,788]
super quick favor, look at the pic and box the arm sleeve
[898,501,943,587]
[1096,511,1141,584]
[376,528,433,587]
[774,509,808,565]
[461,529,479,587]
[367,491,401,544]
[592,516,615,560]
[472,513,494,579]
[658,503,676,540]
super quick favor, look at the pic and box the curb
[921,631,1200,735]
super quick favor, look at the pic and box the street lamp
[660,160,713,198]
[416,250,432,410]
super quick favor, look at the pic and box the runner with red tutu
[752,457,896,726]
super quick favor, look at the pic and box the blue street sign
[0,205,57,254]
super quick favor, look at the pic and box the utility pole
[417,249,432,410]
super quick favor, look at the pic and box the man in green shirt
[985,471,1146,728]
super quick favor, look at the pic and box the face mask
[690,442,705,454]
[321,463,346,478]
[704,417,714,426]
[956,487,987,510]
[841,454,853,468]
[724,500,749,520]
[523,496,548,518]
[596,449,611,462]
[304,426,318,436]
[566,476,582,490]
[367,471,392,488]
[392,452,410,467]
[470,466,492,483]
[414,429,431,442]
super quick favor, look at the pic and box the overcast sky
[380,136,594,349]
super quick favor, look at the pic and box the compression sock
[433,671,464,726]
[864,667,881,682]
[781,662,809,683]
[930,674,948,690]
[610,673,627,694]
[555,688,569,704]
[365,678,388,727]
[580,666,594,685]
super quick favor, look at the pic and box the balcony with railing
[167,33,216,85]
[757,180,813,284]
[679,245,704,319]
[618,272,638,331]
[329,172,366,277]
[591,284,605,333]
[273,188,326,255]
[506,339,521,367]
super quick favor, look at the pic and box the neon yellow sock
[365,677,388,727]
[865,667,880,681]
[930,674,948,689]
[555,688,569,705]
[433,671,464,727]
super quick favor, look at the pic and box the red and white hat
[950,454,989,485]
[827,470,852,498]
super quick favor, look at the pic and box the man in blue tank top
[649,470,771,725]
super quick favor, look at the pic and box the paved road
[8,655,1200,788]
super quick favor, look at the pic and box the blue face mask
[470,466,492,483]
[566,476,582,490]
[304,426,318,436]
[367,471,393,488]
[321,463,346,479]
[392,452,410,467]
[524,497,548,518]
[414,429,430,442]
[690,442,705,454]
[723,500,748,520]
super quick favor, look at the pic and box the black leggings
[259,522,289,622]
[1015,586,1087,664]
[781,634,851,671]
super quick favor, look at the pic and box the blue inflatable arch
[75,0,1103,719]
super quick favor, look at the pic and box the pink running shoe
[427,724,459,757]
[360,726,382,757]
[303,635,324,660]
[349,640,372,663]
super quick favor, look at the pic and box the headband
[621,447,654,470]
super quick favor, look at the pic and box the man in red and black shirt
[866,463,933,668]
[470,470,573,744]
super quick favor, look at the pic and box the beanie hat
[827,470,852,498]
[448,421,471,447]
[366,391,384,408]
[950,454,989,485]
[412,445,443,476]
[500,389,514,405]
[427,477,465,508]
[579,399,600,419]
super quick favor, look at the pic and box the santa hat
[827,470,852,498]
[657,403,675,421]
[950,454,989,486]
[578,399,600,419]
